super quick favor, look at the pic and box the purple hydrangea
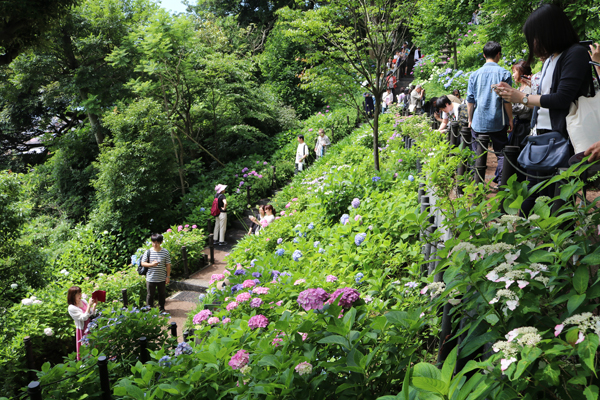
[355,233,366,246]
[250,297,263,308]
[297,288,330,311]
[328,287,361,308]
[277,238,283,244]
[231,284,243,294]
[351,198,361,208]
[242,167,249,173]
[314,241,320,248]
[372,176,381,182]
[340,214,350,225]
[252,272,262,278]
[271,270,281,279]
[308,223,315,230]
[234,269,246,276]
[292,250,303,261]
[239,181,244,187]
[174,342,193,356]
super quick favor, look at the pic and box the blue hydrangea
[198,294,206,302]
[351,198,361,208]
[252,272,262,278]
[340,214,350,225]
[372,176,381,182]
[293,238,299,243]
[281,272,291,277]
[292,250,303,262]
[200,208,205,212]
[130,254,138,265]
[293,224,302,232]
[231,284,243,294]
[355,272,364,284]
[234,269,246,276]
[355,233,367,246]
[453,70,464,78]
[277,238,283,244]
[159,355,172,367]
[250,259,258,267]
[275,248,285,256]
[210,287,216,294]
[318,248,325,254]
[314,241,320,248]
[308,223,315,230]
[408,175,414,182]
[174,342,193,356]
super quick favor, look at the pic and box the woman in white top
[248,205,265,235]
[314,129,331,158]
[67,286,97,360]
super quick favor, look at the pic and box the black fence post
[500,146,520,189]
[181,246,189,278]
[208,234,215,264]
[170,322,177,338]
[474,134,490,184]
[203,254,208,267]
[27,381,42,400]
[139,337,148,364]
[98,356,111,400]
[24,337,36,383]
[121,289,128,308]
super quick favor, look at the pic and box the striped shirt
[144,248,171,283]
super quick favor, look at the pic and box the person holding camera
[67,286,97,360]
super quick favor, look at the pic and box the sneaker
[219,241,228,246]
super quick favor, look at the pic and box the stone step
[170,278,208,293]
[168,291,204,303]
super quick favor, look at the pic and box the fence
[20,297,180,400]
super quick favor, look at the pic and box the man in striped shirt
[141,233,171,312]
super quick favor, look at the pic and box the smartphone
[580,40,593,46]
[590,61,600,67]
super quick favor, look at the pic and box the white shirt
[414,49,421,62]
[442,103,461,121]
[296,142,309,163]
[383,91,394,105]
[537,53,562,130]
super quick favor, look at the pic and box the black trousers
[146,281,166,311]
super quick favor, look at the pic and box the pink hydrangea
[226,301,239,311]
[295,361,313,376]
[222,318,231,324]
[297,288,329,311]
[285,202,291,208]
[294,279,306,286]
[248,314,269,329]
[327,287,361,309]
[207,317,220,325]
[261,219,270,228]
[299,332,308,341]
[276,300,283,306]
[272,338,283,347]
[193,309,212,324]
[242,280,256,288]
[192,225,197,229]
[166,229,172,233]
[178,225,183,232]
[250,297,263,308]
[326,275,337,282]
[236,292,252,302]
[229,349,249,370]
[211,274,225,281]
[253,287,269,295]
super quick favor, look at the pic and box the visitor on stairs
[141,233,171,313]
[248,205,265,235]
[213,184,228,245]
[467,40,513,186]
[410,85,424,114]
[67,286,97,360]
[314,129,331,158]
[295,135,310,173]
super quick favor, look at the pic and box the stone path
[164,227,248,342]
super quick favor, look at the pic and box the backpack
[457,103,469,127]
[210,197,221,217]
[136,250,150,276]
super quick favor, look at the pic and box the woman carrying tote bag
[496,4,594,216]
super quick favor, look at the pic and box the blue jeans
[471,127,508,183]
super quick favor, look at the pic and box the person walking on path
[141,233,171,312]
[67,286,96,360]
[213,184,228,245]
[314,129,331,158]
[467,41,513,186]
[410,85,424,114]
[295,135,309,173]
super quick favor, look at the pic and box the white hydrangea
[499,215,524,224]
[489,289,519,310]
[60,269,69,276]
[421,282,446,298]
[10,283,18,289]
[44,328,54,336]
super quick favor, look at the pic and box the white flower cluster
[21,296,43,306]
[499,215,524,224]
[59,269,69,276]
[420,282,446,298]
[489,289,519,311]
[562,313,600,336]
[493,327,542,373]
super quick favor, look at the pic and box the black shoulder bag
[137,250,150,276]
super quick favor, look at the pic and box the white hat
[215,184,227,193]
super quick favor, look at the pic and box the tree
[282,0,416,171]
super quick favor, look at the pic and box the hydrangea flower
[250,259,258,267]
[326,275,337,282]
[294,279,306,285]
[211,273,225,281]
[252,272,262,278]
[159,356,172,367]
[275,248,285,256]
[372,176,381,182]
[351,198,361,208]
[248,314,269,329]
[222,317,231,324]
[295,362,313,376]
[328,287,361,308]
[253,287,269,295]
[250,298,263,308]
[297,288,330,311]
[313,241,320,248]
[236,292,251,302]
[318,248,325,254]
[293,238,299,243]
[292,250,303,261]
[10,283,17,289]
[340,214,350,225]
[226,301,239,311]
[207,317,220,325]
[355,272,364,284]
[229,349,249,370]
[277,238,283,244]
[44,328,53,336]
[271,270,280,279]
[174,342,193,356]
[355,233,366,246]
[231,284,243,294]
[404,281,418,288]
[272,338,284,347]
[234,269,246,276]
[198,294,206,302]
[308,223,315,230]
[242,280,256,288]
[354,215,362,222]
[193,310,212,324]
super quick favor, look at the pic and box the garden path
[164,228,247,342]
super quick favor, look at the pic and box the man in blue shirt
[467,41,513,185]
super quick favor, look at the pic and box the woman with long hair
[67,286,96,360]
[496,4,595,215]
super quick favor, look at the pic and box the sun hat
[215,184,227,193]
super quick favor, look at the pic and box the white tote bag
[566,88,600,154]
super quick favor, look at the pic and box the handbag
[565,59,600,154]
[408,104,416,113]
[136,250,150,276]
[517,131,571,172]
